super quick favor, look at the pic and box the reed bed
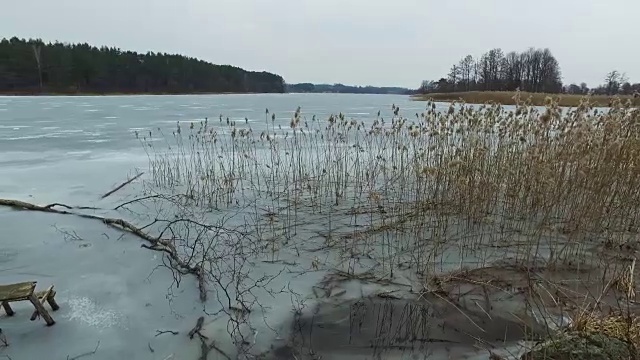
[138,93,640,282]
[412,91,640,107]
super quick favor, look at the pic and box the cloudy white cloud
[1,0,637,88]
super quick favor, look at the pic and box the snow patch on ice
[63,296,128,330]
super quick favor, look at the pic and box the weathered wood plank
[30,285,54,321]
[33,289,60,311]
[34,289,56,303]
[0,282,36,302]
[1,302,14,316]
[28,294,54,326]
[46,292,60,311]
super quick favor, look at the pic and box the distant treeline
[0,37,286,94]
[287,83,411,95]
[418,47,639,96]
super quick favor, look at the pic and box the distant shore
[412,91,640,107]
[0,91,284,97]
[0,91,406,97]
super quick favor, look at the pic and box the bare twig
[185,315,232,360]
[66,341,100,360]
[188,316,205,340]
[101,172,144,199]
[203,339,231,360]
[113,194,186,211]
[155,329,179,337]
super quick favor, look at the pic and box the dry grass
[412,91,640,107]
[573,313,640,347]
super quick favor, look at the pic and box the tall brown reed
[140,95,640,280]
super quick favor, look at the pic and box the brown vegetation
[143,95,640,354]
[412,90,640,107]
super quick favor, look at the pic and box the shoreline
[412,90,640,107]
[0,91,284,97]
[0,92,409,97]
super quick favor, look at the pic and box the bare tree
[435,47,564,94]
[436,77,449,92]
[478,48,504,91]
[605,70,621,95]
[580,82,589,94]
[458,55,475,91]
[566,84,582,94]
[418,80,436,93]
[501,51,522,91]
[447,65,460,92]
[539,48,562,93]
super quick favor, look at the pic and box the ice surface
[0,94,554,360]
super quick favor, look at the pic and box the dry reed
[138,93,640,354]
[139,93,640,273]
[412,91,640,107]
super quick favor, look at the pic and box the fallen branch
[188,316,205,340]
[67,341,100,360]
[101,172,144,199]
[44,203,100,210]
[113,194,188,211]
[155,329,179,337]
[0,198,206,302]
[113,194,166,210]
[0,199,99,212]
[1,199,76,214]
[187,316,231,360]
[200,339,231,360]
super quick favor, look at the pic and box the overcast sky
[1,0,637,88]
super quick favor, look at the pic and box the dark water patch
[268,294,538,359]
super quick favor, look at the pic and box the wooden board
[28,294,54,326]
[34,289,57,301]
[0,282,36,302]
[30,285,54,321]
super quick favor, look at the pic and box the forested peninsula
[0,37,286,95]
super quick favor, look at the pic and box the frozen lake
[0,94,424,202]
[0,94,454,360]
[1,94,563,360]
[0,92,579,192]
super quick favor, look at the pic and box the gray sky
[1,0,637,88]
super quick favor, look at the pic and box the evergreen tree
[0,37,286,94]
